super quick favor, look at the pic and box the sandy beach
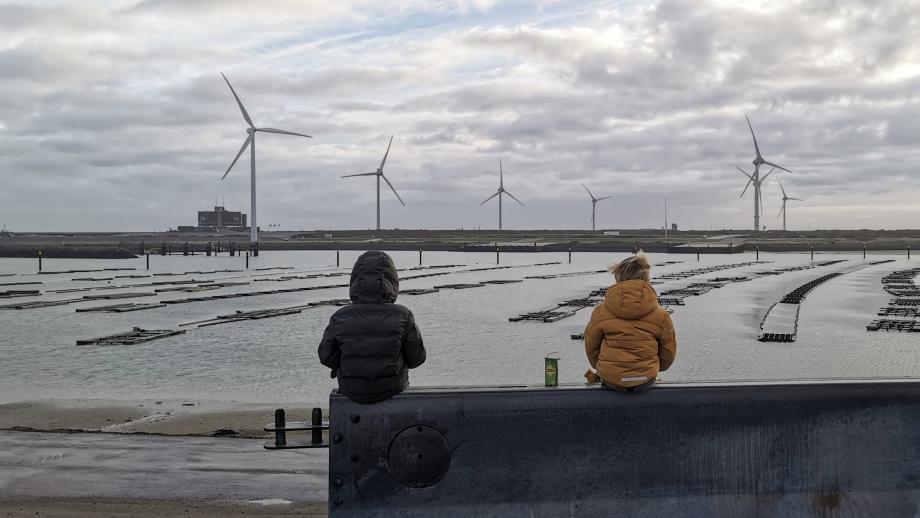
[0,399,320,439]
[0,497,326,517]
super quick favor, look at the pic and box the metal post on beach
[274,409,287,447]
[756,245,759,260]
[568,247,572,264]
[37,250,42,272]
[419,249,423,266]
[246,251,250,269]
[145,252,149,271]
[496,243,500,265]
[336,250,340,267]
[863,245,866,259]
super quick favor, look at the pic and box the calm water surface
[0,250,915,406]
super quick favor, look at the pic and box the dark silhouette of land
[0,229,917,258]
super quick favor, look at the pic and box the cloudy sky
[1,0,918,232]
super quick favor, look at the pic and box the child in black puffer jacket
[318,251,426,403]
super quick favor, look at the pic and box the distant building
[671,223,678,231]
[179,206,248,232]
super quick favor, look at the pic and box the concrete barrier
[327,380,920,517]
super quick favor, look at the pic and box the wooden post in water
[811,247,814,262]
[696,248,700,262]
[37,250,42,272]
[246,251,250,269]
[419,249,423,266]
[336,250,340,267]
[495,243,500,265]
[145,253,149,271]
[568,248,572,264]
[863,245,866,259]
[756,245,759,260]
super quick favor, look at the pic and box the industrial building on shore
[177,206,248,232]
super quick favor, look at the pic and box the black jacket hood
[349,251,399,304]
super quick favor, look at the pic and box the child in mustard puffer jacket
[583,255,677,393]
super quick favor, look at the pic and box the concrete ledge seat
[328,379,920,517]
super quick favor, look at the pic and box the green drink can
[544,355,559,387]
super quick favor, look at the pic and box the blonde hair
[610,255,651,283]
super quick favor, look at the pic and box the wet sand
[0,497,326,517]
[0,400,320,439]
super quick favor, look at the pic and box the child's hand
[584,369,600,384]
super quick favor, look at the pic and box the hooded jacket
[318,251,426,404]
[584,279,677,389]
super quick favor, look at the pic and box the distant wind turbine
[776,177,803,232]
[737,115,792,232]
[582,184,611,231]
[219,73,312,254]
[341,136,405,231]
[481,161,523,231]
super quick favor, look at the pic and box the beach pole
[336,250,340,267]
[37,250,42,272]
[311,408,323,445]
[756,245,759,261]
[145,252,149,271]
[419,249,423,266]
[274,409,287,448]
[568,247,572,264]
[246,251,250,269]
[863,245,866,259]
[696,248,700,262]
[496,243,500,265]
[811,247,814,262]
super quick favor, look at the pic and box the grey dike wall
[327,380,920,518]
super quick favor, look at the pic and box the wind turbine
[776,177,803,232]
[220,73,312,254]
[481,161,524,231]
[582,184,611,231]
[737,115,792,232]
[341,136,405,231]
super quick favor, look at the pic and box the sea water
[0,250,915,406]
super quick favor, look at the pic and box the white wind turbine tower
[582,184,611,231]
[341,136,405,231]
[736,115,792,232]
[481,161,524,231]
[219,73,312,255]
[776,177,803,232]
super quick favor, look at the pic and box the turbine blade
[745,114,761,159]
[505,190,525,206]
[381,174,406,206]
[341,172,378,178]
[778,204,784,218]
[763,160,792,173]
[789,197,804,202]
[582,183,595,201]
[740,176,753,198]
[736,166,753,180]
[379,135,393,171]
[597,195,613,201]
[259,128,313,138]
[499,160,503,188]
[221,73,254,127]
[777,176,787,197]
[761,166,776,182]
[221,134,252,180]
[480,191,500,205]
